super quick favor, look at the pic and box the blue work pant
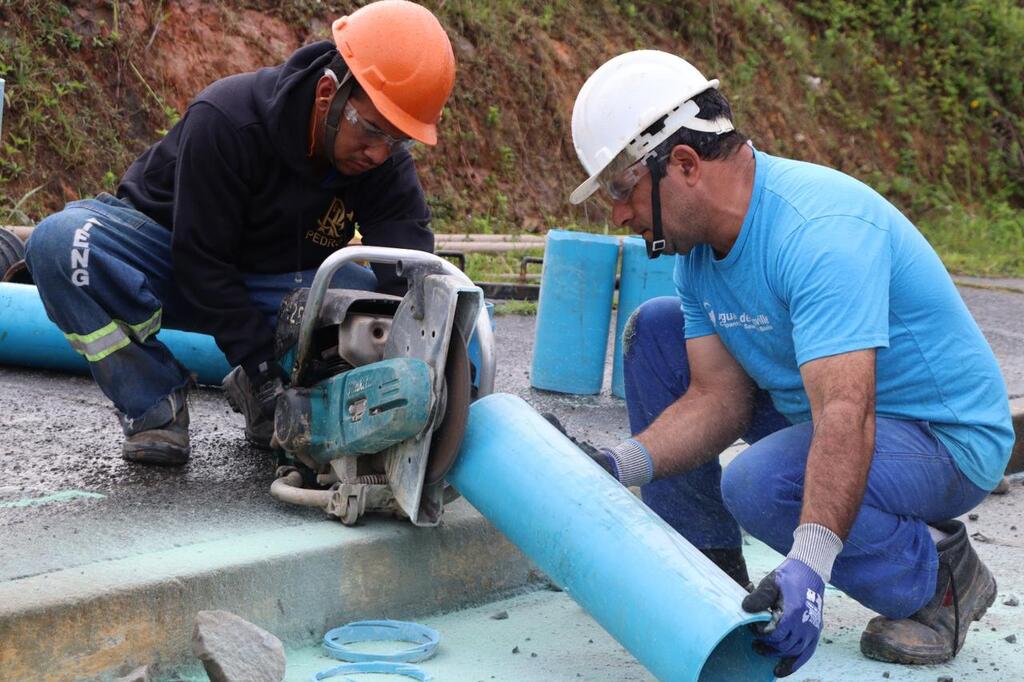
[25,194,376,428]
[623,297,990,617]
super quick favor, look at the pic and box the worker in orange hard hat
[25,0,457,466]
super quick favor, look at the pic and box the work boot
[222,365,275,449]
[121,391,191,467]
[859,520,997,664]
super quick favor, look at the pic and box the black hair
[651,88,747,161]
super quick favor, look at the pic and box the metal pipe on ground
[434,234,545,243]
[0,282,232,385]
[446,393,776,682]
[270,470,334,508]
[434,242,544,254]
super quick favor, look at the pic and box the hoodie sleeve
[170,102,276,374]
[355,149,434,295]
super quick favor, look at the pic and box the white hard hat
[569,50,734,204]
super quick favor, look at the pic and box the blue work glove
[742,523,842,677]
[742,558,824,677]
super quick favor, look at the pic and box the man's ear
[314,75,337,110]
[669,144,701,186]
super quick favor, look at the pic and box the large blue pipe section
[447,393,776,682]
[0,282,232,385]
[530,230,619,394]
[611,236,680,398]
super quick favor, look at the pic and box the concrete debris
[490,610,509,620]
[968,513,979,521]
[192,610,285,682]
[116,666,150,682]
[530,652,538,658]
[937,677,953,682]
[512,646,520,654]
[1004,596,1020,607]
[882,673,890,679]
[970,531,995,544]
[1005,634,1017,643]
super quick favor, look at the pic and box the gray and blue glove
[541,413,654,488]
[589,440,655,488]
[742,524,842,678]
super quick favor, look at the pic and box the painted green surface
[0,489,105,508]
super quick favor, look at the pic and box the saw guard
[382,273,481,526]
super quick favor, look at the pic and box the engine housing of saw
[271,259,482,527]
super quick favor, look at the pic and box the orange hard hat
[332,0,456,146]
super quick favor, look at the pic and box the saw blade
[424,327,472,486]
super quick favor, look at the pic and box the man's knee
[622,296,682,360]
[25,208,98,284]
[721,449,785,532]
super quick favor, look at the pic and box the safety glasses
[344,101,414,152]
[600,153,668,203]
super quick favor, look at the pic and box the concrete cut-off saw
[267,246,494,527]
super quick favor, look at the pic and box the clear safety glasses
[344,101,414,152]
[599,153,668,203]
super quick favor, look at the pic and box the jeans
[25,194,376,426]
[623,296,990,617]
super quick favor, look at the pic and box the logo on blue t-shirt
[704,301,774,332]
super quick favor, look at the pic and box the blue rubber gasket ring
[311,661,432,681]
[322,619,441,663]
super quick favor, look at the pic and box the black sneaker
[860,519,997,664]
[121,399,191,467]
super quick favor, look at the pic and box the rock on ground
[192,610,285,682]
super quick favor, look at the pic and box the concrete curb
[0,501,533,681]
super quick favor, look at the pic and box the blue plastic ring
[311,661,432,681]
[322,619,440,663]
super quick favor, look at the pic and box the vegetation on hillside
[1,0,1021,275]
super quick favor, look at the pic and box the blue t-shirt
[674,150,1013,490]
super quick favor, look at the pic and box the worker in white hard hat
[568,50,1012,677]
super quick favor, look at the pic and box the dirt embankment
[1,1,1021,231]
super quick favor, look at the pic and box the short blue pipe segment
[447,393,775,682]
[0,282,232,385]
[530,230,619,394]
[612,236,680,398]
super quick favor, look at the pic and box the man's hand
[541,413,654,487]
[742,558,825,678]
[248,360,288,420]
[587,442,654,486]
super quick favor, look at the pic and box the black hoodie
[118,41,432,375]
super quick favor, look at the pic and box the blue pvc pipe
[0,282,232,385]
[612,236,680,398]
[447,393,775,682]
[530,230,620,394]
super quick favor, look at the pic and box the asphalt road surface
[1,283,1021,581]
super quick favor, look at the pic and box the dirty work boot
[859,520,997,664]
[121,393,191,467]
[222,364,283,449]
